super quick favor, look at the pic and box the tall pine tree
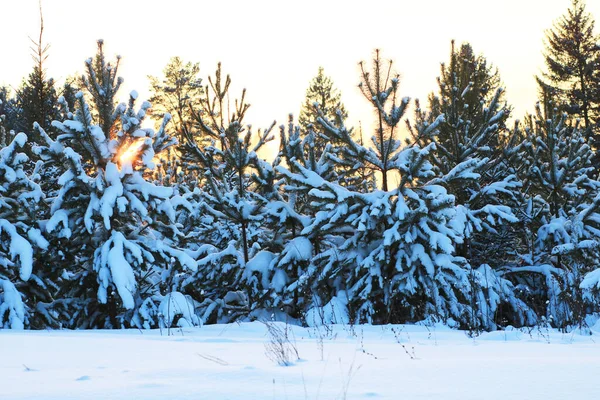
[14,5,59,144]
[408,41,519,272]
[32,44,195,329]
[538,0,600,137]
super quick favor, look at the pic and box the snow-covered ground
[2,322,600,399]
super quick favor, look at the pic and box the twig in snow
[197,353,229,366]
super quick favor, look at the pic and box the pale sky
[1,0,599,138]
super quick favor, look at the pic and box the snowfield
[3,322,600,399]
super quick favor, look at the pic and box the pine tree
[187,63,251,142]
[406,43,533,329]
[511,103,600,328]
[277,115,338,229]
[410,103,532,329]
[0,100,9,149]
[60,78,79,113]
[36,90,196,328]
[424,41,505,150]
[282,113,483,325]
[408,42,519,268]
[0,87,18,143]
[0,133,48,328]
[246,117,341,322]
[14,7,59,144]
[179,64,277,323]
[81,39,124,138]
[148,57,204,147]
[298,67,347,156]
[356,50,409,192]
[538,0,600,136]
[32,44,195,328]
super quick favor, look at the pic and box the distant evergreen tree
[299,67,347,155]
[60,78,79,113]
[298,69,371,191]
[538,0,600,139]
[148,57,204,146]
[14,7,59,144]
[0,87,18,140]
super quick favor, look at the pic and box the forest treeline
[2,0,600,332]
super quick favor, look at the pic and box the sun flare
[119,140,145,165]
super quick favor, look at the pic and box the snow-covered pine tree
[287,53,407,323]
[408,42,514,260]
[510,104,600,328]
[177,64,278,323]
[406,43,533,329]
[0,133,48,329]
[277,58,488,325]
[31,43,196,328]
[35,90,196,329]
[276,115,337,232]
[59,78,79,115]
[234,116,341,323]
[281,111,483,325]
